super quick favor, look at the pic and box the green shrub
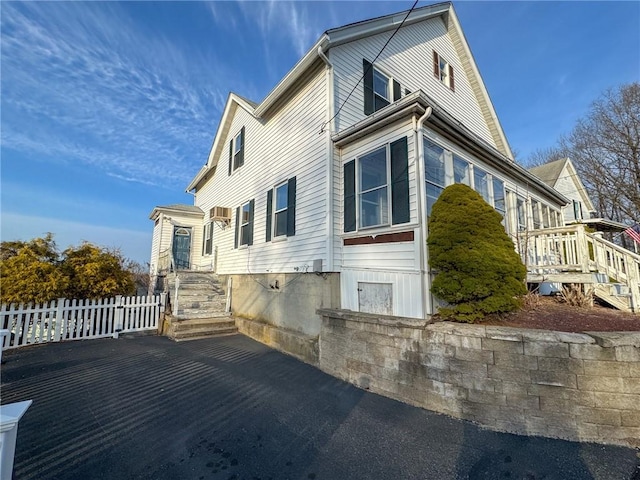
[427,184,526,322]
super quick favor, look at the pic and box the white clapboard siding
[341,268,423,318]
[195,67,329,275]
[329,16,494,147]
[0,294,165,350]
[342,242,419,271]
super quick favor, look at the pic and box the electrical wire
[319,0,420,134]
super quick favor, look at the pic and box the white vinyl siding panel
[330,17,494,146]
[149,217,162,275]
[194,69,328,274]
[341,269,423,318]
[342,242,418,271]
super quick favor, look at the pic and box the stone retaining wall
[317,309,640,447]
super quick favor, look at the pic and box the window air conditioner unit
[210,206,232,222]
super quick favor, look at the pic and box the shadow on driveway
[2,334,638,479]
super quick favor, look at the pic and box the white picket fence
[0,294,166,350]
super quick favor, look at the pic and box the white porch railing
[0,294,166,350]
[524,224,640,312]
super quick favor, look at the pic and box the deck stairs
[524,225,640,313]
[163,271,236,341]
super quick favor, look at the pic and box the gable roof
[149,204,204,220]
[187,1,513,191]
[528,158,568,187]
[528,158,595,212]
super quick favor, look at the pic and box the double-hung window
[516,196,527,232]
[453,155,470,185]
[234,199,254,248]
[266,177,297,241]
[228,127,245,174]
[363,59,402,115]
[359,147,389,228]
[473,167,491,204]
[344,137,409,232]
[202,222,213,256]
[493,178,506,227]
[433,51,455,91]
[425,140,446,216]
[532,200,542,229]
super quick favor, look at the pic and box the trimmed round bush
[427,184,526,322]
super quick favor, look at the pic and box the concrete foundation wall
[221,273,340,336]
[317,309,640,448]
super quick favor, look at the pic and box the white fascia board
[185,93,256,193]
[326,2,450,47]
[149,206,204,221]
[447,6,514,160]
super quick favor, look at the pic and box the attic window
[433,51,455,92]
[363,59,402,115]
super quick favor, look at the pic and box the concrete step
[175,292,225,302]
[175,299,226,311]
[173,311,231,320]
[172,329,238,342]
[171,318,236,331]
[169,282,225,292]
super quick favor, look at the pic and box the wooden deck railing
[523,224,640,312]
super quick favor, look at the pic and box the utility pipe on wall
[318,45,335,271]
[414,106,433,319]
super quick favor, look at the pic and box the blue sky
[1,1,638,264]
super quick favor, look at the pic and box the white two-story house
[149,2,573,344]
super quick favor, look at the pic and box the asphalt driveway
[2,334,638,480]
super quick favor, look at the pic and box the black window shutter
[234,206,240,249]
[228,139,233,175]
[405,88,411,96]
[202,225,207,255]
[238,126,245,168]
[390,137,410,225]
[449,65,455,92]
[344,160,356,232]
[393,79,401,101]
[266,189,273,242]
[363,59,374,115]
[433,50,439,78]
[248,199,255,246]
[287,176,296,237]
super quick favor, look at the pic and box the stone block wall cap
[427,322,486,337]
[316,308,430,328]
[585,332,640,347]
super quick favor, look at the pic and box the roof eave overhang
[149,206,204,221]
[332,91,569,207]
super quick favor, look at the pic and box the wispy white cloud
[0,2,232,188]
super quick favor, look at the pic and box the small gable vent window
[363,59,402,115]
[228,126,245,175]
[433,51,455,92]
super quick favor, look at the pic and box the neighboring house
[529,158,629,233]
[149,1,571,335]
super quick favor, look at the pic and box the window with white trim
[433,51,455,91]
[492,177,507,228]
[516,196,527,232]
[265,178,297,241]
[202,222,213,255]
[343,137,410,232]
[473,167,491,204]
[363,59,402,115]
[234,199,254,248]
[229,127,245,174]
[425,140,446,216]
[359,146,389,228]
[453,155,470,185]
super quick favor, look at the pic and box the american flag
[624,224,640,244]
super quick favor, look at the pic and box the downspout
[318,45,335,272]
[415,106,433,319]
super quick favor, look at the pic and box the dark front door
[172,227,191,270]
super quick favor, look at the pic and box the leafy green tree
[61,243,135,299]
[428,184,527,322]
[0,235,69,304]
[0,235,136,304]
